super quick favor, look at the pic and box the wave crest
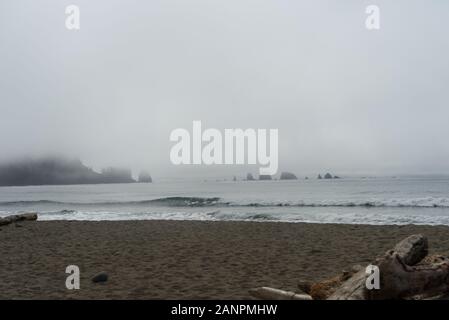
[1,197,449,208]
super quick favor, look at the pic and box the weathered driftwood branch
[393,233,428,265]
[0,213,38,226]
[326,234,449,300]
[249,287,312,300]
[250,234,449,300]
[364,253,449,300]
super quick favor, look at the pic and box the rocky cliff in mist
[0,157,135,186]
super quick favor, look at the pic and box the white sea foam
[29,207,449,226]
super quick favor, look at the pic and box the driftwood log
[249,234,449,300]
[249,287,312,300]
[0,213,38,226]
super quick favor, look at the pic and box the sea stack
[246,173,255,181]
[280,172,297,180]
[138,171,153,183]
[324,173,333,179]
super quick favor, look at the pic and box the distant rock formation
[233,176,237,182]
[280,172,297,180]
[246,173,255,181]
[138,171,152,183]
[100,167,135,183]
[317,173,342,179]
[0,157,136,186]
[259,175,272,181]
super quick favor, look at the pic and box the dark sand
[1,220,449,299]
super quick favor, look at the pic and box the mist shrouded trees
[0,157,135,186]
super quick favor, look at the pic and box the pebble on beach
[92,272,108,283]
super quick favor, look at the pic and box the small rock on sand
[92,272,108,283]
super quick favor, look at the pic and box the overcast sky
[1,0,448,178]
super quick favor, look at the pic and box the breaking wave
[2,196,449,208]
[0,197,223,207]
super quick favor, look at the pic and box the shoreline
[1,220,449,299]
[33,218,449,227]
[33,215,449,228]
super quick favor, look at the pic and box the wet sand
[1,220,449,299]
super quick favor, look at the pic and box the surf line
[169,121,278,175]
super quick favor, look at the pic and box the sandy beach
[1,220,449,299]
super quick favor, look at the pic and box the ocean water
[1,176,449,225]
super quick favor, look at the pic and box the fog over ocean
[1,2,449,225]
[1,1,449,178]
